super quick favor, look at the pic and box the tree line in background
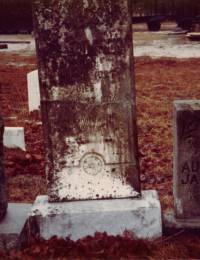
[0,0,32,33]
[132,0,200,17]
[0,0,200,33]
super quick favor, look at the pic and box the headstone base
[164,210,200,229]
[29,190,162,241]
[0,203,31,252]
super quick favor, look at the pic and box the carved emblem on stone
[81,153,104,176]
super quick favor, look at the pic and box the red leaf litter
[1,52,200,258]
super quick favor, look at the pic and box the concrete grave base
[164,210,200,229]
[0,203,31,252]
[29,190,162,241]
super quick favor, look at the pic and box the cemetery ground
[1,51,200,258]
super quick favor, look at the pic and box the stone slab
[164,210,200,229]
[27,70,40,112]
[0,203,31,251]
[3,127,25,151]
[29,190,162,241]
[173,100,200,219]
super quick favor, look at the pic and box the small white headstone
[3,127,26,151]
[27,70,40,112]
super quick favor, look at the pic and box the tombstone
[174,100,200,219]
[3,127,26,151]
[164,100,200,228]
[33,0,140,201]
[27,70,40,112]
[0,115,7,221]
[29,0,162,239]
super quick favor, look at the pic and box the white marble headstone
[27,70,40,112]
[3,127,25,151]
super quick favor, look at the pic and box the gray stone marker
[174,100,200,219]
[164,100,200,228]
[0,115,7,221]
[30,0,162,240]
[33,0,140,201]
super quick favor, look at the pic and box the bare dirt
[1,52,200,258]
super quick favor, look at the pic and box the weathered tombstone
[0,115,7,221]
[164,100,200,228]
[33,0,140,201]
[30,0,162,240]
[27,70,40,112]
[174,100,200,219]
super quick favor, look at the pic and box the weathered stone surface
[29,190,162,240]
[33,0,134,102]
[173,100,200,219]
[0,115,7,221]
[27,70,40,112]
[33,0,140,201]
[164,210,200,229]
[3,127,26,151]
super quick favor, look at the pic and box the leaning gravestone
[33,0,140,201]
[29,0,162,240]
[0,115,7,221]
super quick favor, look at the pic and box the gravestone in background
[27,70,40,112]
[0,115,7,221]
[3,127,26,151]
[174,100,200,219]
[33,0,140,201]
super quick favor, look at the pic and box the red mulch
[1,53,200,258]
